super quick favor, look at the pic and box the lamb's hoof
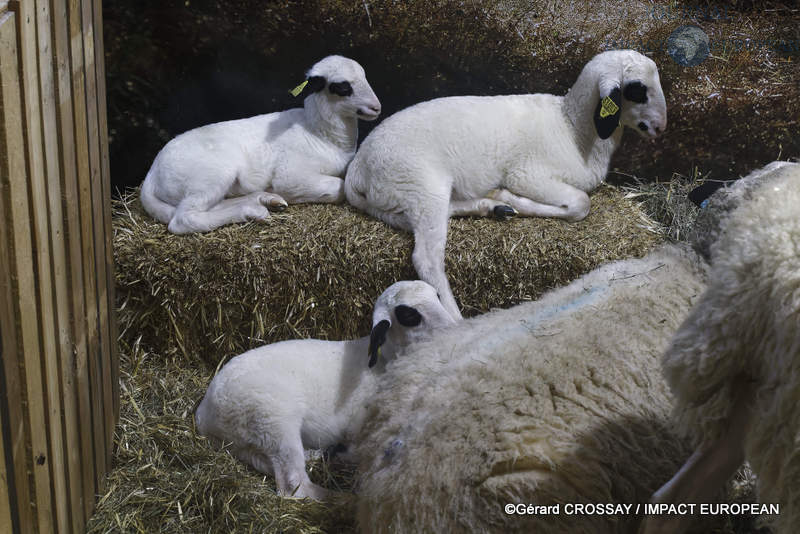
[257,193,288,212]
[493,205,516,220]
[270,201,288,213]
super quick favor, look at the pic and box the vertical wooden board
[14,1,57,532]
[0,9,32,532]
[33,0,74,531]
[69,0,104,512]
[0,399,12,534]
[91,0,119,456]
[49,0,88,530]
[79,0,110,493]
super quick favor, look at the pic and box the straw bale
[114,185,662,366]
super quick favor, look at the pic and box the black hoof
[493,205,516,220]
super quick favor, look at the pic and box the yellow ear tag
[289,80,308,97]
[599,96,619,118]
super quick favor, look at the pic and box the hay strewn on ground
[114,185,662,367]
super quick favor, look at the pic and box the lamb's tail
[140,168,176,224]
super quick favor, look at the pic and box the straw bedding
[91,177,775,534]
[114,184,662,367]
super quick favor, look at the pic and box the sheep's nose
[369,104,381,115]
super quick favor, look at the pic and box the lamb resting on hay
[354,244,706,534]
[195,281,455,500]
[345,49,667,319]
[140,55,380,234]
[641,161,800,534]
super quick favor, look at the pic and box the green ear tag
[599,96,619,118]
[289,80,309,97]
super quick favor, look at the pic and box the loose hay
[114,185,662,366]
[620,171,705,243]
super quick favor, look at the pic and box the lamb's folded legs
[449,196,517,219]
[168,191,288,234]
[638,388,752,534]
[272,173,346,204]
[239,430,331,501]
[500,173,591,221]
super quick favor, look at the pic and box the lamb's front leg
[271,172,346,204]
[267,429,331,501]
[501,164,591,221]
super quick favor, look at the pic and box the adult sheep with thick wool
[345,49,667,319]
[141,55,381,234]
[354,244,704,534]
[194,280,456,501]
[641,161,800,534]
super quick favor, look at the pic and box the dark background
[103,0,800,193]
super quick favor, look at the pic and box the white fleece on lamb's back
[355,245,707,534]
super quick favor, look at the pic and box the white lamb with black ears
[194,280,456,501]
[641,161,800,534]
[345,49,666,319]
[141,55,381,234]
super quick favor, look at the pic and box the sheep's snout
[635,116,666,138]
[357,102,382,121]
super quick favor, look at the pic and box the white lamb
[354,244,706,534]
[641,161,800,534]
[141,55,381,234]
[194,280,456,500]
[345,49,667,319]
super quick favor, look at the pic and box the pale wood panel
[1,1,118,530]
[0,11,27,534]
[13,1,57,531]
[48,0,89,530]
[33,0,74,530]
[92,0,120,455]
[79,0,111,491]
[0,10,35,532]
[67,0,103,519]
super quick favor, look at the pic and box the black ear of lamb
[623,81,648,103]
[301,76,326,98]
[594,86,622,140]
[368,320,391,368]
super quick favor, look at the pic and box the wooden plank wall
[0,0,118,532]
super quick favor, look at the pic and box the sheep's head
[301,55,381,121]
[367,281,457,367]
[588,50,667,140]
[689,160,799,260]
